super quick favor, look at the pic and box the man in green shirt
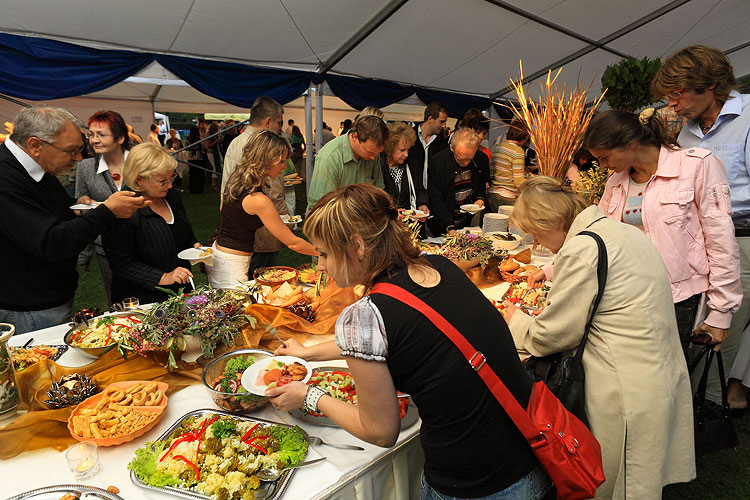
[307,115,388,212]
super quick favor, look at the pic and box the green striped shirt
[490,140,525,198]
[307,132,384,212]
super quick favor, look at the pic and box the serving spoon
[255,456,327,481]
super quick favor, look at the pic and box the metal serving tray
[129,408,307,500]
[7,484,124,500]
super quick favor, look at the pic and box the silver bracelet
[304,385,327,413]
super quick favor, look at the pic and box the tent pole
[304,83,314,195]
[315,87,323,157]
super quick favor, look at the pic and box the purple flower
[186,295,209,308]
[466,233,478,240]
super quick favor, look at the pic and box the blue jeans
[420,467,553,500]
[0,298,74,335]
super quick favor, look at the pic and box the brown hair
[505,119,529,142]
[351,115,389,146]
[224,129,290,203]
[651,45,737,105]
[385,122,417,155]
[424,101,447,121]
[512,176,588,234]
[303,183,425,288]
[584,109,678,151]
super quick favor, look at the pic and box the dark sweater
[427,147,487,233]
[406,124,449,185]
[0,143,115,310]
[370,255,537,497]
[103,187,197,304]
[379,152,429,209]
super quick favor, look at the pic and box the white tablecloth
[3,323,424,500]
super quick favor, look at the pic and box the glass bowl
[201,348,273,413]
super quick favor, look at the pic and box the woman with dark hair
[266,183,552,500]
[289,125,306,172]
[186,125,206,194]
[75,110,131,305]
[584,109,741,355]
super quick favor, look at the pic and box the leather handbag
[689,343,739,456]
[523,231,607,427]
[371,282,605,500]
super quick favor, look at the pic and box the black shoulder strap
[575,231,608,363]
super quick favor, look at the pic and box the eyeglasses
[40,139,84,158]
[86,132,112,140]
[452,150,474,164]
[153,172,178,188]
[665,88,684,100]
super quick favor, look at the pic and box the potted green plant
[600,56,661,112]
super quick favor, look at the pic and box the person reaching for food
[206,129,316,289]
[266,183,553,500]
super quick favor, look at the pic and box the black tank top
[216,188,265,252]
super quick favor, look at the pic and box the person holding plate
[502,176,695,499]
[266,183,553,500]
[380,121,429,216]
[206,129,316,290]
[103,143,201,304]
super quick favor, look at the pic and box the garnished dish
[296,263,322,285]
[253,266,299,288]
[68,381,168,445]
[401,209,428,221]
[128,412,308,500]
[289,367,416,427]
[491,282,550,317]
[65,312,144,357]
[487,231,522,251]
[206,353,268,412]
[241,356,311,396]
[11,344,67,371]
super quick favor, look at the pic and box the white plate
[69,202,102,210]
[241,355,312,396]
[460,204,484,214]
[177,247,213,264]
[402,209,430,221]
[280,214,303,225]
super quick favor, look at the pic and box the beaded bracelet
[304,385,327,413]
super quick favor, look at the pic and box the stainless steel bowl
[201,348,273,413]
[63,311,145,358]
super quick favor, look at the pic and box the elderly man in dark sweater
[0,107,148,334]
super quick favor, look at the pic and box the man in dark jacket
[428,128,487,235]
[0,106,147,333]
[407,102,449,191]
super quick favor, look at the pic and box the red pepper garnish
[173,455,200,480]
[160,434,198,462]
[72,328,94,345]
[105,324,112,345]
[114,323,132,330]
[199,416,219,438]
[247,442,267,455]
[127,316,142,323]
[240,423,260,442]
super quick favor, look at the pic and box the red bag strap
[370,282,540,441]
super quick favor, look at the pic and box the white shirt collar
[418,124,436,149]
[96,149,129,175]
[5,138,46,182]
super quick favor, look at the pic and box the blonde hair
[123,143,177,192]
[224,129,291,203]
[355,106,384,121]
[512,176,588,234]
[385,122,417,155]
[304,183,424,288]
[450,127,480,148]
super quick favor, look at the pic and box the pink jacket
[598,146,741,329]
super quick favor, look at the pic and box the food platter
[11,344,68,371]
[64,311,145,358]
[201,348,273,413]
[288,367,419,429]
[7,484,124,500]
[240,356,312,396]
[253,266,299,288]
[130,409,311,500]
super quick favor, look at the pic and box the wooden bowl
[253,266,299,287]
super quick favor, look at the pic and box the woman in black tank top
[207,130,316,289]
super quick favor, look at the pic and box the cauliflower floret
[195,472,225,496]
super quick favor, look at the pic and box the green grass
[72,187,750,499]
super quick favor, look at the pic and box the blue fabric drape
[156,55,312,107]
[325,74,415,110]
[0,33,153,100]
[414,88,490,118]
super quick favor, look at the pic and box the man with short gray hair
[0,106,148,333]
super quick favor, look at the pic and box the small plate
[70,202,102,210]
[460,204,484,214]
[241,356,312,396]
[177,246,213,265]
[280,214,303,226]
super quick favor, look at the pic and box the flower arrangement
[504,61,606,179]
[573,160,609,206]
[119,287,257,370]
[439,232,497,269]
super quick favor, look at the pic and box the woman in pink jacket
[584,109,741,355]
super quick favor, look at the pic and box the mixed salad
[211,355,265,412]
[70,314,142,348]
[129,414,308,500]
[492,282,550,317]
[306,370,409,419]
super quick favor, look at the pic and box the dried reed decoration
[502,62,606,179]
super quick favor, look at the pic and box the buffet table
[3,322,425,500]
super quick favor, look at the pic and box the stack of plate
[482,213,509,234]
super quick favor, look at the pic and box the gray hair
[249,96,283,126]
[450,127,480,147]
[10,106,82,145]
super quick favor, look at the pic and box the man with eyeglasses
[427,127,486,235]
[307,115,388,212]
[0,106,148,334]
[652,45,750,407]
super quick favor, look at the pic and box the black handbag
[523,231,607,427]
[689,344,739,456]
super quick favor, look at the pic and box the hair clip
[638,107,655,125]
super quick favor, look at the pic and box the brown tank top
[216,188,265,252]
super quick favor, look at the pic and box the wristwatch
[304,385,327,413]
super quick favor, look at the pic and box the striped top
[490,140,525,198]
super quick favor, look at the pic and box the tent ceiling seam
[316,0,410,75]
[278,0,323,65]
[660,0,721,56]
[489,0,693,98]
[167,0,198,51]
